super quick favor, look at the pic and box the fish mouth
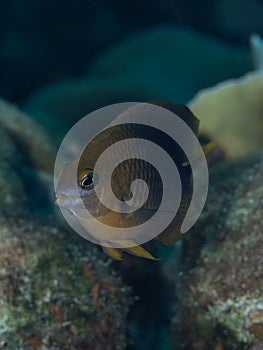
[54,192,70,207]
[55,191,105,219]
[54,191,82,210]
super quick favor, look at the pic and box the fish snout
[54,191,76,209]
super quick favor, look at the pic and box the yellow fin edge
[102,241,159,261]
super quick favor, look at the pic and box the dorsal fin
[148,101,200,135]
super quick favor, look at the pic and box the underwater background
[0,1,263,349]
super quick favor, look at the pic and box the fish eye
[80,172,97,191]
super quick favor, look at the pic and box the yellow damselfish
[56,102,216,260]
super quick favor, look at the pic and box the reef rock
[173,154,263,349]
[0,98,132,350]
[0,216,131,350]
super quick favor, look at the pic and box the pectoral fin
[102,240,159,260]
[102,246,124,260]
[124,245,159,260]
[116,240,159,260]
[202,141,218,155]
[182,141,218,166]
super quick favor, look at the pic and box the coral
[0,158,27,213]
[0,98,58,216]
[172,154,263,349]
[0,98,55,172]
[87,26,249,85]
[0,125,16,160]
[24,25,250,128]
[188,71,263,158]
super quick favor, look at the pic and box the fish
[55,101,216,260]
